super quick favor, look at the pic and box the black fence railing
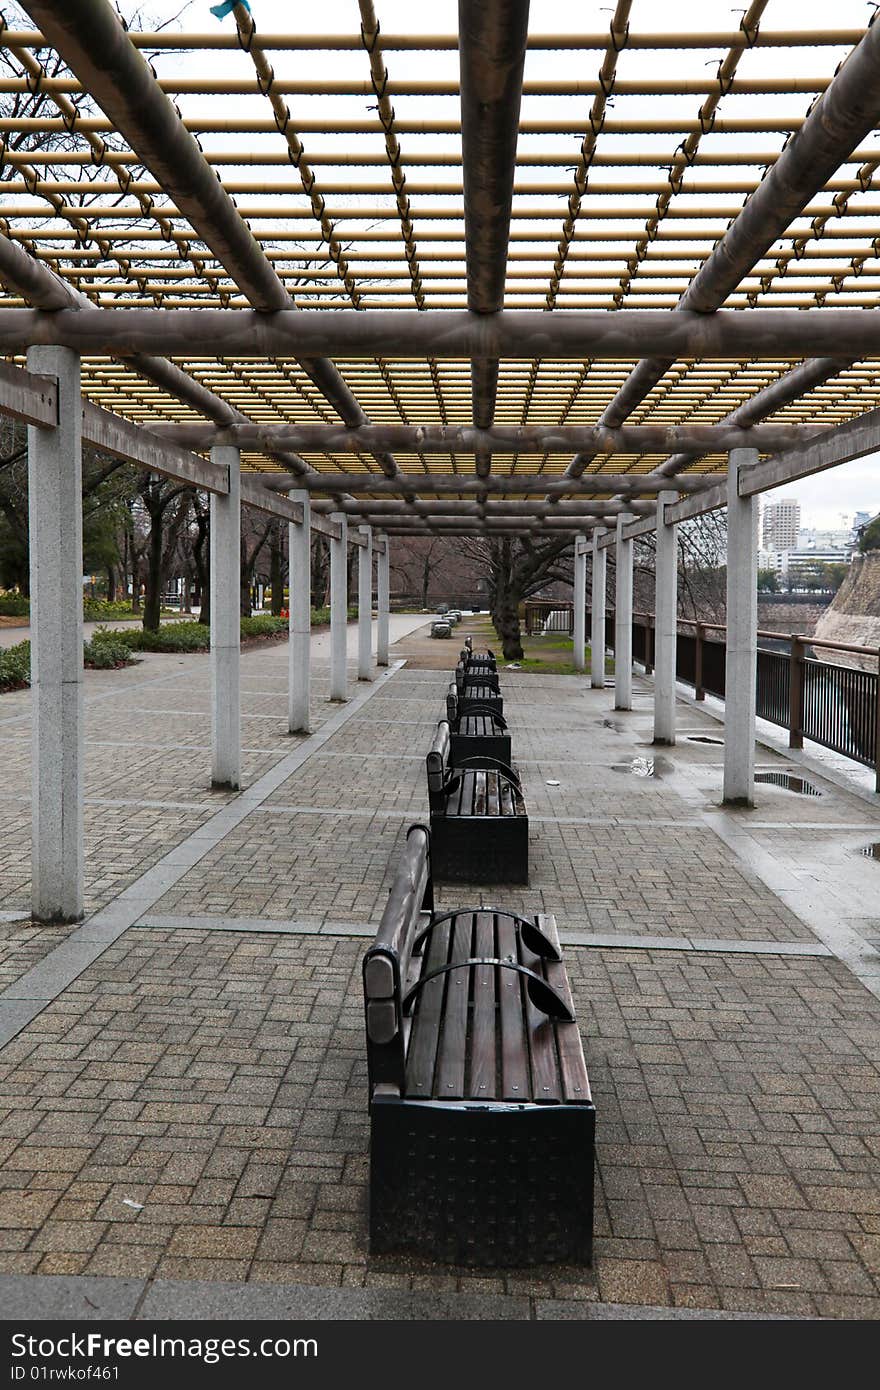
[593,610,880,789]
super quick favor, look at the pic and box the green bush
[0,640,30,691]
[309,605,358,626]
[94,615,288,654]
[83,633,137,669]
[83,598,137,621]
[240,615,288,640]
[0,592,29,617]
[95,621,210,653]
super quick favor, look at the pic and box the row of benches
[361,641,596,1268]
[429,645,529,885]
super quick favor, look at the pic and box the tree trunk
[421,553,431,609]
[143,512,164,632]
[493,590,524,660]
[106,564,116,603]
[240,568,252,619]
[270,524,284,615]
[490,541,524,660]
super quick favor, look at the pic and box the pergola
[3,0,880,923]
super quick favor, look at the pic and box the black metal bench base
[369,1095,595,1267]
[449,730,512,765]
[430,814,529,884]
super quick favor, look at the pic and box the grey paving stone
[140,1278,531,1321]
[0,1274,144,1320]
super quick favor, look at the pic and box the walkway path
[0,628,879,1318]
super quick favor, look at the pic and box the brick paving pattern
[0,624,879,1316]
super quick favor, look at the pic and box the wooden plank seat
[363,824,595,1267]
[427,720,528,884]
[445,685,512,765]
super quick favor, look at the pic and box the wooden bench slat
[473,769,486,817]
[498,914,531,1102]
[405,919,450,1098]
[521,933,563,1104]
[435,914,473,1100]
[469,912,497,1099]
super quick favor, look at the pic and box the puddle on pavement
[754,771,821,796]
[858,842,880,861]
[611,756,673,778]
[687,735,723,745]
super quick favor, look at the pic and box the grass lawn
[469,617,614,676]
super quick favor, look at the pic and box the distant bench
[427,720,528,884]
[445,685,511,765]
[362,824,595,1267]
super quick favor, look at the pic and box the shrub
[0,592,30,617]
[95,622,210,653]
[240,615,287,640]
[83,633,137,669]
[0,640,30,691]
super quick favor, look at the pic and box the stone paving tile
[3,641,880,1316]
[0,932,878,1312]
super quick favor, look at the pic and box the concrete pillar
[614,512,634,711]
[210,446,240,789]
[573,534,586,672]
[358,526,373,681]
[723,448,759,805]
[27,345,83,922]
[377,535,390,667]
[329,511,348,701]
[288,488,310,733]
[590,531,607,689]
[653,490,679,745]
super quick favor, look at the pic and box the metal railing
[596,610,880,790]
[524,600,574,636]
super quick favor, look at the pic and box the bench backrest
[362,825,434,1091]
[426,720,451,811]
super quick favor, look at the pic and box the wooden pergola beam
[3,307,880,358]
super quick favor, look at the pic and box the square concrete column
[653,490,679,745]
[329,511,348,701]
[288,488,310,733]
[358,525,373,681]
[723,448,759,805]
[210,446,240,790]
[590,530,607,689]
[614,512,634,711]
[572,534,586,672]
[27,345,84,922]
[377,535,390,667]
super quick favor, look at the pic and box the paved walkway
[0,621,879,1318]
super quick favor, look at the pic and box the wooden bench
[460,645,497,675]
[363,824,595,1267]
[427,721,528,884]
[456,659,501,695]
[445,685,512,765]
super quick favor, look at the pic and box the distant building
[762,497,801,552]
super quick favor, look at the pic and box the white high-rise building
[762,497,801,553]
